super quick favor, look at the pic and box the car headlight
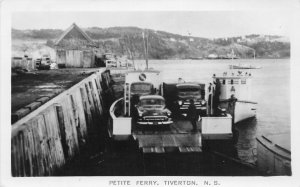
[137,109,144,117]
[178,100,183,105]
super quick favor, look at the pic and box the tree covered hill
[12,27,290,59]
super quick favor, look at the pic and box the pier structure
[11,68,112,176]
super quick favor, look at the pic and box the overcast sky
[12,11,291,38]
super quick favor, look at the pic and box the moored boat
[211,70,257,124]
[229,64,261,69]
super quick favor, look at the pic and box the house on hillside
[54,23,99,68]
[207,54,218,59]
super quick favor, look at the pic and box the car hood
[139,108,170,116]
[178,95,201,100]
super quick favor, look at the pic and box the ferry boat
[211,70,257,123]
[108,29,236,153]
[108,69,234,153]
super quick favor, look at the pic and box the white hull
[219,100,257,124]
[201,115,233,140]
[234,101,257,123]
[229,65,261,69]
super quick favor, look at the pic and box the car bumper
[137,120,173,125]
[179,106,206,110]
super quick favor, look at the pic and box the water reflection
[235,117,257,164]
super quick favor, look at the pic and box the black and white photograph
[1,0,300,186]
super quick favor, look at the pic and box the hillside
[12,27,290,59]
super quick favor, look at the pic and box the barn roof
[54,23,94,46]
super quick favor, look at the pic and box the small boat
[229,49,261,69]
[229,64,261,69]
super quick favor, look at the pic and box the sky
[12,11,291,38]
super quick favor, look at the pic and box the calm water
[136,59,291,158]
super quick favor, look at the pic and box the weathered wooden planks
[134,133,202,154]
[11,69,111,176]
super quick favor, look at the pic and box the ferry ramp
[132,119,202,154]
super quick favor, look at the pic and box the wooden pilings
[11,69,112,176]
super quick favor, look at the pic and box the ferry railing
[109,97,132,139]
[201,114,233,140]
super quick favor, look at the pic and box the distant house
[54,23,98,68]
[169,38,176,42]
[207,54,218,59]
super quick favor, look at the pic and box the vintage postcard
[1,0,300,187]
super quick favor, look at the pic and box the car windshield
[140,98,165,106]
[178,87,200,92]
[131,83,152,94]
[177,86,201,97]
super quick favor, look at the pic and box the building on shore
[54,23,98,68]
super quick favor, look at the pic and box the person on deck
[187,99,199,132]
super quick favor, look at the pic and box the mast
[146,30,149,68]
[124,34,136,69]
[142,29,149,70]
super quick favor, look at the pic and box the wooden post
[94,79,104,115]
[85,83,96,130]
[55,105,69,159]
[80,87,93,135]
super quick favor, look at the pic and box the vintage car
[175,83,207,116]
[134,95,173,126]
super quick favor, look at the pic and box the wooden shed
[55,23,97,68]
